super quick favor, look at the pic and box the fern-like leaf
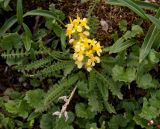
[1,49,29,59]
[16,57,53,71]
[88,16,100,38]
[29,61,73,78]
[94,69,123,100]
[36,74,79,112]
[39,41,70,60]
[1,49,46,59]
[88,70,97,91]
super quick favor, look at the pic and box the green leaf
[22,23,32,51]
[60,31,66,51]
[148,49,159,64]
[18,100,30,118]
[121,100,138,112]
[48,4,65,21]
[4,0,11,8]
[45,75,78,101]
[77,81,89,98]
[4,88,22,99]
[1,117,15,129]
[119,20,127,32]
[16,0,23,24]
[4,99,30,119]
[0,16,17,36]
[109,81,123,100]
[109,40,135,53]
[146,14,160,30]
[108,114,128,129]
[139,9,160,63]
[94,70,123,99]
[55,115,74,129]
[5,100,18,114]
[75,103,96,119]
[152,30,160,49]
[139,25,158,63]
[134,1,159,10]
[109,25,143,54]
[24,10,56,18]
[24,89,45,109]
[0,33,21,50]
[63,63,75,77]
[24,10,63,25]
[139,98,159,120]
[106,102,116,114]
[137,74,158,89]
[86,123,98,129]
[52,22,63,37]
[22,34,31,51]
[27,112,40,121]
[40,114,54,129]
[133,115,147,128]
[117,0,147,19]
[107,0,159,10]
[22,23,32,38]
[112,65,136,83]
[88,92,104,112]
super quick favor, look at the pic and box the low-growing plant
[0,0,160,129]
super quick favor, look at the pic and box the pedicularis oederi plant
[0,0,160,129]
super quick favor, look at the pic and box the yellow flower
[66,15,103,72]
[92,42,103,56]
[75,61,83,69]
[83,31,90,36]
[86,66,92,72]
[66,24,74,38]
[66,15,90,38]
[85,50,94,58]
[80,18,90,29]
[69,39,75,44]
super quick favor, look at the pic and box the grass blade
[153,31,160,49]
[0,16,17,36]
[109,40,135,54]
[24,10,64,25]
[4,0,11,8]
[16,0,23,24]
[139,9,160,63]
[107,0,159,10]
[22,23,32,51]
[134,1,159,10]
[146,14,160,29]
[117,0,147,19]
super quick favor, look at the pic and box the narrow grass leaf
[117,0,147,19]
[22,23,32,51]
[139,9,160,63]
[146,15,160,29]
[109,40,135,54]
[133,1,159,10]
[0,16,17,36]
[24,10,63,25]
[16,0,23,24]
[22,23,32,38]
[4,0,11,8]
[60,31,66,51]
[107,0,159,10]
[153,31,160,49]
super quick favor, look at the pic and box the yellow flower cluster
[66,15,103,72]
